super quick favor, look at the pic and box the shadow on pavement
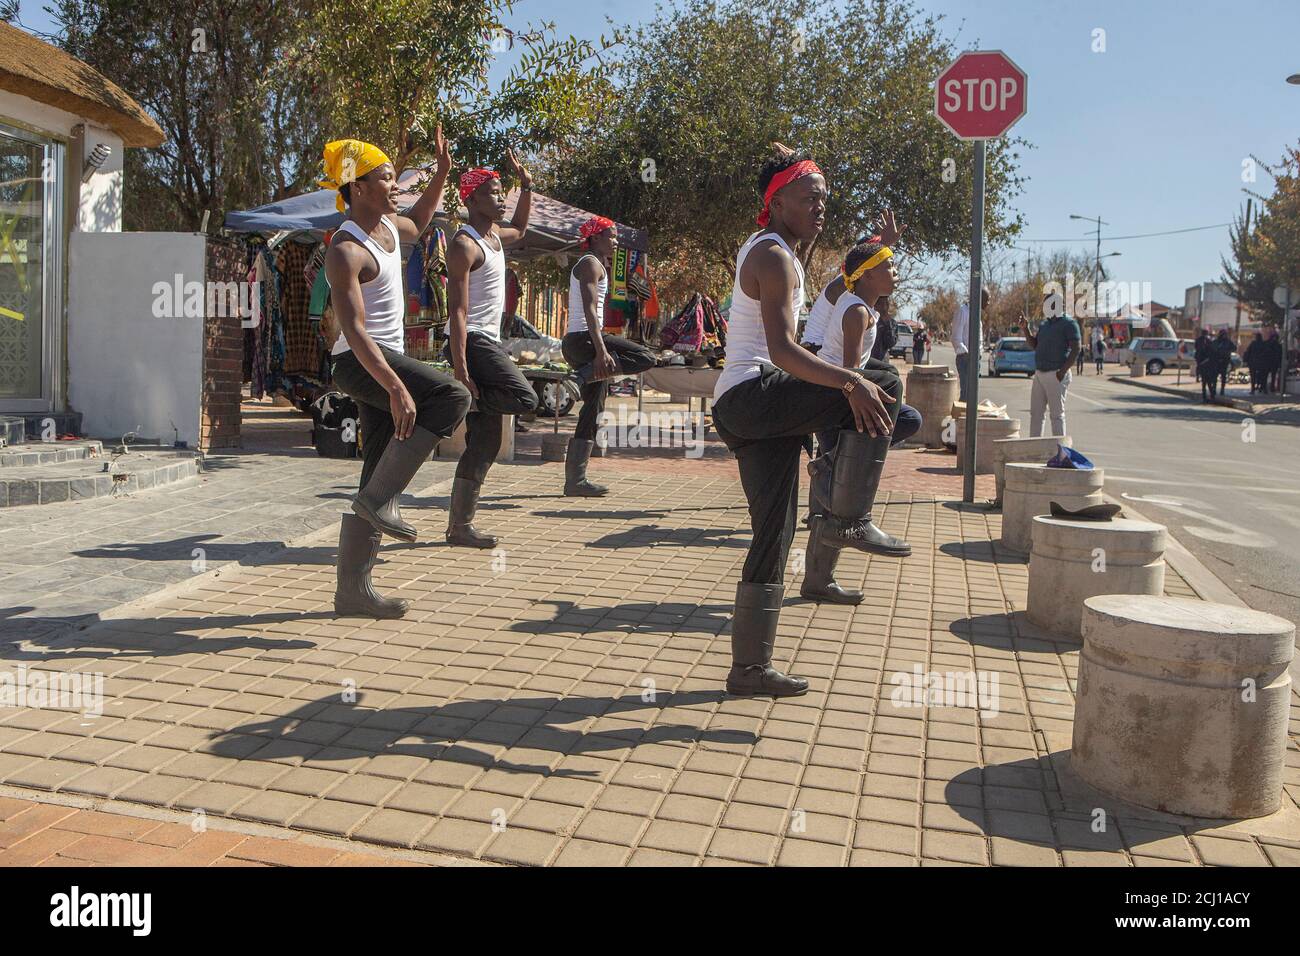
[947,612,1079,651]
[939,541,1027,565]
[0,609,324,662]
[509,599,732,637]
[946,753,1254,851]
[586,525,747,550]
[209,689,747,777]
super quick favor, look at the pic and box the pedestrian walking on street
[1194,329,1217,401]
[1244,332,1264,394]
[322,131,472,619]
[1023,291,1080,437]
[1213,328,1234,398]
[951,288,988,402]
[1075,336,1086,375]
[710,143,908,698]
[1091,325,1105,374]
[1264,327,1284,394]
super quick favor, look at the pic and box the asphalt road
[925,343,1300,629]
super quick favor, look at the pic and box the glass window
[0,128,49,401]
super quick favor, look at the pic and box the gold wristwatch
[841,374,864,397]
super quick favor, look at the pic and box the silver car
[1123,336,1193,375]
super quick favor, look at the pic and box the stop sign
[934,50,1028,140]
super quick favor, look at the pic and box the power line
[1016,222,1232,243]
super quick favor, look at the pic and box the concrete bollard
[1025,514,1166,638]
[540,432,568,462]
[904,365,959,448]
[1071,594,1294,819]
[955,416,1020,474]
[437,415,515,462]
[1129,360,1146,378]
[1001,463,1104,553]
[991,435,1072,505]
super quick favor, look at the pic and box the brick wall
[201,237,246,451]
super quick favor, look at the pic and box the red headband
[579,215,615,245]
[756,159,822,227]
[459,167,499,203]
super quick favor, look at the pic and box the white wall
[0,89,124,232]
[68,232,205,446]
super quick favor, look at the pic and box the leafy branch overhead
[546,0,1027,301]
[50,0,619,232]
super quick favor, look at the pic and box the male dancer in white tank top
[560,216,657,495]
[323,130,472,618]
[709,143,910,698]
[443,154,540,547]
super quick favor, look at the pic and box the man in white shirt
[951,288,989,402]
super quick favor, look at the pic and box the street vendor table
[638,365,720,440]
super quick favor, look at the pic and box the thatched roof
[0,22,163,147]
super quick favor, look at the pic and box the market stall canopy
[497,188,648,258]
[223,170,648,259]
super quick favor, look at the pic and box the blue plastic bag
[1045,444,1094,470]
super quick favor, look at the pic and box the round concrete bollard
[1129,360,1145,378]
[991,435,1071,504]
[904,365,959,448]
[1026,514,1165,638]
[1001,463,1105,554]
[955,416,1020,475]
[540,433,568,462]
[1071,594,1294,819]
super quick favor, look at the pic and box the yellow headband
[319,139,392,212]
[843,246,893,291]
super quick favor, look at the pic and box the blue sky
[18,0,1300,310]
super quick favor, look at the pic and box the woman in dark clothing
[1244,333,1264,394]
[1213,329,1235,396]
[1194,330,1216,402]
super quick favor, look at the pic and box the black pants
[561,331,658,441]
[712,359,903,587]
[331,346,471,490]
[1198,362,1218,401]
[443,332,539,483]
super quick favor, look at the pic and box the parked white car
[503,315,564,364]
[1121,337,1194,375]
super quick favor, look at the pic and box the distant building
[1183,282,1257,338]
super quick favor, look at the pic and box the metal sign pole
[1284,287,1293,397]
[963,139,986,504]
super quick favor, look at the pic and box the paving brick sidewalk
[1,448,1296,867]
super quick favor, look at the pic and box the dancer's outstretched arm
[395,125,452,242]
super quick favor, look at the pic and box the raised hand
[505,148,532,189]
[433,123,451,172]
[873,209,907,248]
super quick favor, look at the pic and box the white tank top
[329,217,405,356]
[445,224,506,343]
[566,254,608,334]
[714,231,805,400]
[801,283,876,369]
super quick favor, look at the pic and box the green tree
[49,0,618,230]
[546,0,1026,303]
[51,0,329,230]
[1243,143,1300,320]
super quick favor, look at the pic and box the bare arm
[395,125,452,242]
[840,304,870,370]
[577,257,616,378]
[497,149,532,246]
[742,242,894,436]
[325,242,417,439]
[445,234,482,399]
